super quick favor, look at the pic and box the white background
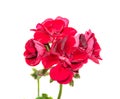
[0,0,120,99]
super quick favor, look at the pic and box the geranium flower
[42,36,88,84]
[75,30,102,64]
[23,16,102,99]
[32,17,77,44]
[85,30,102,63]
[24,39,46,66]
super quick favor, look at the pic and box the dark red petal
[30,29,37,31]
[30,24,45,31]
[57,74,73,84]
[85,29,94,41]
[89,41,102,63]
[62,27,77,36]
[89,55,99,64]
[33,40,46,56]
[86,37,94,55]
[24,50,36,59]
[25,39,36,53]
[93,41,101,57]
[50,38,66,55]
[42,18,53,34]
[51,36,75,55]
[42,53,59,69]
[74,34,80,47]
[25,55,41,66]
[79,34,88,49]
[42,18,53,25]
[36,23,45,31]
[71,48,88,62]
[56,16,69,27]
[34,31,51,44]
[70,63,83,71]
[50,64,73,84]
[52,20,65,33]
[64,36,75,54]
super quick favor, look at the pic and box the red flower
[24,39,46,66]
[32,17,77,44]
[42,36,88,84]
[75,30,102,64]
[85,30,102,63]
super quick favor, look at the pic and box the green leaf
[48,97,53,99]
[36,93,53,99]
[32,68,37,72]
[36,96,42,99]
[42,93,48,98]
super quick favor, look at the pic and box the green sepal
[31,68,39,79]
[69,80,74,87]
[31,68,49,79]
[50,79,54,83]
[74,73,80,79]
[39,69,49,76]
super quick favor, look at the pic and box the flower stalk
[37,77,40,97]
[57,84,63,99]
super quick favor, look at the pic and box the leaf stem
[57,84,63,99]
[37,78,40,97]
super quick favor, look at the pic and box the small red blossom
[24,39,46,66]
[31,17,77,44]
[75,29,102,64]
[42,36,88,84]
[85,30,102,63]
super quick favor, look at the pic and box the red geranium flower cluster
[24,16,102,84]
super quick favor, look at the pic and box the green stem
[57,84,63,99]
[37,78,40,97]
